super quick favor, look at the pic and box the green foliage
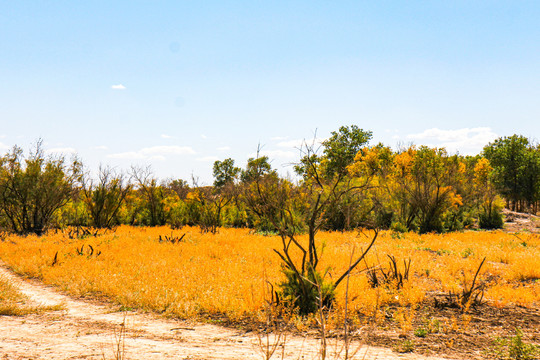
[166,197,190,228]
[52,198,89,228]
[414,318,441,338]
[241,155,275,183]
[321,189,372,231]
[294,125,372,178]
[488,328,540,360]
[461,247,474,258]
[278,265,335,315]
[479,208,504,229]
[0,141,82,235]
[322,125,372,176]
[222,204,248,228]
[396,339,415,353]
[213,158,240,188]
[391,221,409,233]
[375,209,394,229]
[484,135,540,211]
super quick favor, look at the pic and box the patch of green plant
[479,209,504,230]
[487,328,540,360]
[427,318,441,334]
[390,221,408,234]
[395,339,414,353]
[414,318,440,338]
[278,266,335,315]
[254,229,280,236]
[414,327,428,338]
[436,249,451,256]
[461,247,474,258]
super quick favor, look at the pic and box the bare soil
[360,295,540,359]
[503,209,540,234]
[0,265,449,360]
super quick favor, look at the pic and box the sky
[1,1,539,184]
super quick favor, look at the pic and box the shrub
[488,328,540,360]
[278,266,335,315]
[479,209,504,230]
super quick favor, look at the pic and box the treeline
[0,129,539,236]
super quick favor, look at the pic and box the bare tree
[131,166,167,226]
[81,165,131,228]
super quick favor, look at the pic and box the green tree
[483,135,530,211]
[521,145,540,212]
[213,158,240,188]
[189,159,240,233]
[241,155,274,183]
[322,125,373,176]
[0,141,82,235]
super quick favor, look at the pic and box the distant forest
[0,127,538,236]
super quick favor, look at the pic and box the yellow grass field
[0,226,538,325]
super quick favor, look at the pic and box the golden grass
[0,275,27,315]
[0,226,538,323]
[0,274,61,315]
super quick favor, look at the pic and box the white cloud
[94,145,108,150]
[46,147,77,155]
[107,151,146,160]
[201,134,208,139]
[406,127,498,155]
[111,84,126,90]
[197,156,219,162]
[148,155,166,162]
[0,142,9,150]
[107,145,195,160]
[161,134,174,139]
[271,136,289,141]
[217,146,231,152]
[140,146,195,156]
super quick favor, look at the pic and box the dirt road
[0,265,450,360]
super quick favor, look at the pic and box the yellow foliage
[473,158,492,185]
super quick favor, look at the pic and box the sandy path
[0,265,451,360]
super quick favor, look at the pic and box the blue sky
[1,1,539,183]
